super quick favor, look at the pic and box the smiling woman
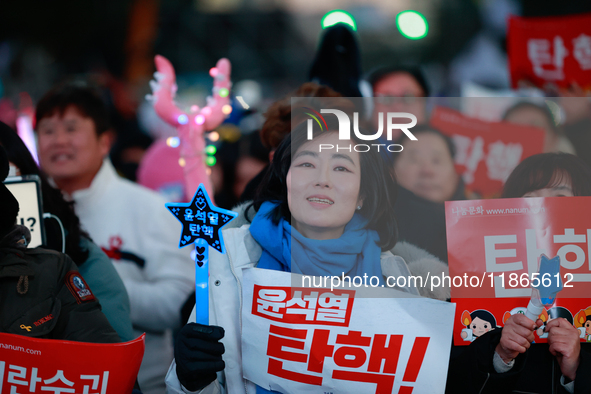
[287,132,362,240]
[166,108,420,394]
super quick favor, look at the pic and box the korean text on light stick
[166,183,237,324]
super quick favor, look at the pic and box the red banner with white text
[508,13,591,90]
[446,197,591,346]
[430,106,545,198]
[0,333,145,393]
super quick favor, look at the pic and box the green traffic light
[396,10,428,40]
[321,10,357,31]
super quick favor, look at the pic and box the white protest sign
[4,176,44,248]
[241,268,455,394]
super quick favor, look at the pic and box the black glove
[175,323,226,392]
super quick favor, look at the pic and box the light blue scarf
[249,201,384,394]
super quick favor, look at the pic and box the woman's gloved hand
[175,323,226,392]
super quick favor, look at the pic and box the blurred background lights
[321,10,357,31]
[205,145,217,155]
[177,114,188,124]
[396,10,428,40]
[206,156,216,166]
[178,158,186,167]
[218,87,229,97]
[166,136,180,148]
[222,104,232,115]
[195,114,205,124]
[208,131,220,142]
[209,67,218,77]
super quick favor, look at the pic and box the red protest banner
[446,197,591,346]
[0,333,145,393]
[508,13,591,90]
[430,106,545,198]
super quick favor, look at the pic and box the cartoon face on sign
[460,309,497,342]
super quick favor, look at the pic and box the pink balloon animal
[147,55,232,198]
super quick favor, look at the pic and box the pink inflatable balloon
[147,55,232,198]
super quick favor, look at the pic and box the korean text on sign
[242,268,456,394]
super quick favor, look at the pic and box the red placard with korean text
[430,106,545,198]
[242,268,455,394]
[0,334,145,393]
[508,13,591,90]
[446,197,591,346]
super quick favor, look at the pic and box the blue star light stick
[525,254,564,321]
[166,183,237,324]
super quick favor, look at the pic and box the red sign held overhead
[0,333,145,393]
[430,106,545,198]
[508,13,591,90]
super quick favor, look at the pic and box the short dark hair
[367,65,430,97]
[467,310,497,329]
[502,153,591,198]
[35,82,110,136]
[252,115,399,250]
[502,101,557,134]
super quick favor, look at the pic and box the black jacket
[0,225,120,343]
[446,329,591,393]
[393,186,450,263]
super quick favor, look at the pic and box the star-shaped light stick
[166,183,237,324]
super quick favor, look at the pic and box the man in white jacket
[35,83,194,394]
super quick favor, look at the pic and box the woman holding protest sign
[446,152,591,394]
[166,108,448,393]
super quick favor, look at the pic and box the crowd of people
[1,12,591,394]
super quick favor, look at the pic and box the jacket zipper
[226,235,250,394]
